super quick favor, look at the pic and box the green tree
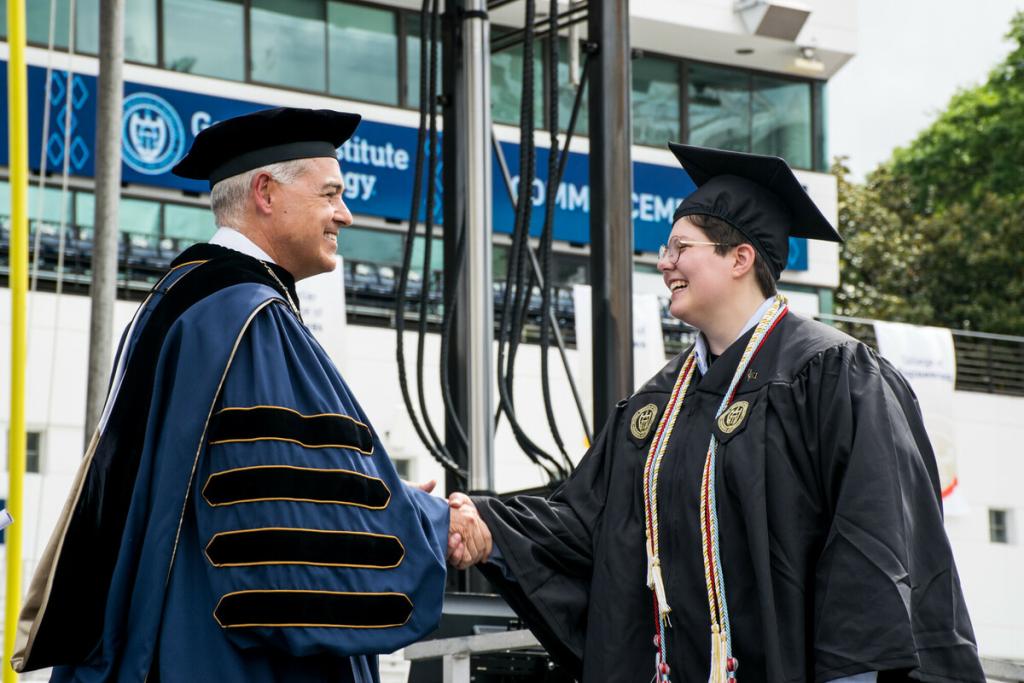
[836,11,1024,334]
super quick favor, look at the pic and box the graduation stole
[642,295,788,683]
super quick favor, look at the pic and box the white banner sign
[572,284,668,427]
[296,258,348,371]
[873,321,963,512]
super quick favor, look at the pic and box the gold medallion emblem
[717,401,750,434]
[630,403,659,440]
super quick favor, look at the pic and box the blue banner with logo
[0,61,807,270]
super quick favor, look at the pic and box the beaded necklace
[642,295,788,682]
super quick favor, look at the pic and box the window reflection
[251,0,327,91]
[164,203,214,246]
[688,64,751,153]
[557,37,588,136]
[752,76,811,168]
[491,32,545,127]
[164,0,245,80]
[124,0,159,64]
[328,2,399,105]
[632,55,679,147]
[405,12,442,110]
[20,0,161,65]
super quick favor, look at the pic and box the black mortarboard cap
[668,143,841,280]
[172,107,361,189]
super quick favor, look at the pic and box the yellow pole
[5,0,29,679]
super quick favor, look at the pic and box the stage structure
[401,0,634,678]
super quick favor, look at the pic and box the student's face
[657,217,734,326]
[269,157,353,280]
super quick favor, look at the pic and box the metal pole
[4,0,29,678]
[462,0,494,493]
[442,4,469,501]
[587,0,634,428]
[442,653,471,683]
[84,0,125,443]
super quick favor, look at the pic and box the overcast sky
[827,0,1023,180]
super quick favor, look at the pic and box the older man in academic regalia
[447,145,986,683]
[13,108,450,683]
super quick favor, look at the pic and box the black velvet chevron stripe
[215,590,413,629]
[210,406,373,453]
[203,466,391,509]
[205,528,405,568]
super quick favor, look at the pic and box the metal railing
[405,629,542,683]
[982,657,1024,682]
[817,313,1024,398]
[406,630,1024,683]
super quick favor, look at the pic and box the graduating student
[13,108,450,683]
[447,144,985,683]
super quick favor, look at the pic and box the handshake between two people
[412,480,493,570]
[447,492,492,570]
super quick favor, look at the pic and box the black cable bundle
[537,0,570,467]
[395,0,466,483]
[494,0,568,481]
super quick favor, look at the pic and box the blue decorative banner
[0,60,807,270]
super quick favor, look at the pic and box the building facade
[3,0,1021,676]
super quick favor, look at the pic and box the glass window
[163,0,245,80]
[251,0,326,92]
[25,0,155,63]
[27,431,41,473]
[687,64,750,152]
[632,55,679,147]
[76,0,100,53]
[27,185,74,232]
[339,227,404,265]
[74,191,95,235]
[405,12,441,110]
[491,30,544,127]
[120,197,162,239]
[752,75,812,169]
[557,37,588,136]
[989,509,1010,544]
[27,0,72,49]
[4,431,41,474]
[125,0,159,64]
[164,204,214,245]
[0,8,6,38]
[338,227,441,272]
[327,2,398,105]
[813,81,827,172]
[74,193,161,238]
[409,235,443,273]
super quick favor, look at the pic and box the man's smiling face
[268,157,353,280]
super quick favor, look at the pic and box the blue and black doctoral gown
[12,243,448,682]
[475,313,985,683]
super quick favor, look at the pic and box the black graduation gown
[475,312,984,683]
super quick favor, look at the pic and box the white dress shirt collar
[208,226,276,264]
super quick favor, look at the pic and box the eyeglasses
[657,237,726,264]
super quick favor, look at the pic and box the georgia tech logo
[630,403,659,441]
[122,92,186,175]
[717,401,750,434]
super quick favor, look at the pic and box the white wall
[629,0,857,77]
[944,391,1024,660]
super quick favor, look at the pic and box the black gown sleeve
[804,343,984,683]
[473,404,625,678]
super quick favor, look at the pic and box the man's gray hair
[210,158,310,225]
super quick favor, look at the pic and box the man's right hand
[447,493,492,570]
